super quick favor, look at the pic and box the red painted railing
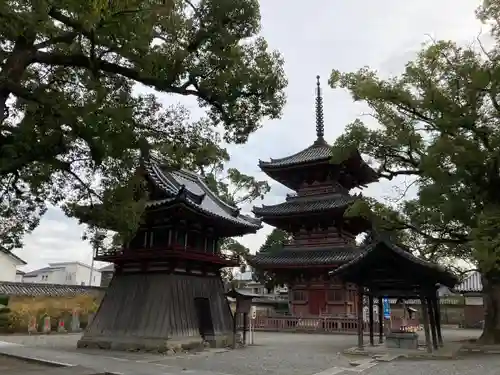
[241,316,383,334]
[95,246,239,265]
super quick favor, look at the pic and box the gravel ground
[0,355,51,374]
[0,330,490,375]
[0,332,360,375]
[145,333,360,375]
[366,355,500,375]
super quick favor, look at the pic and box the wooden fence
[239,315,383,334]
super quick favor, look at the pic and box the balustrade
[239,315,382,334]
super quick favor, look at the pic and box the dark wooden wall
[85,272,233,341]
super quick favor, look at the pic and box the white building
[0,249,27,282]
[15,270,25,282]
[22,261,102,286]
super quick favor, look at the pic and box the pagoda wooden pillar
[432,295,443,347]
[378,296,384,344]
[427,296,439,350]
[357,286,364,349]
[420,294,432,353]
[368,294,374,346]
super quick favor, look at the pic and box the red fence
[241,315,382,334]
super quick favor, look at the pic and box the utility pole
[88,239,97,286]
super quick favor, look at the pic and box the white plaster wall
[0,252,17,282]
[74,264,101,286]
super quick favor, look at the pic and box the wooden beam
[369,294,374,346]
[357,286,364,350]
[378,297,384,344]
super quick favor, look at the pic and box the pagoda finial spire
[315,75,325,140]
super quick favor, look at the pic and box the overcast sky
[17,0,484,271]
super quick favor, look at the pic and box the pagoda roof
[249,246,363,269]
[258,139,332,168]
[329,238,458,290]
[143,157,262,230]
[252,192,356,217]
[257,77,378,189]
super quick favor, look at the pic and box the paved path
[0,354,51,374]
[365,355,500,375]
[0,330,493,375]
[0,333,374,375]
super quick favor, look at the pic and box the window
[149,231,154,247]
[327,289,344,302]
[176,229,186,247]
[187,231,198,250]
[206,238,214,253]
[152,228,171,247]
[292,290,307,301]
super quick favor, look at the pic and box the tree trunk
[478,274,500,344]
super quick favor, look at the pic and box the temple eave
[95,247,240,268]
[250,263,345,269]
[252,198,354,217]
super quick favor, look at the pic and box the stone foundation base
[77,333,235,353]
[385,332,419,350]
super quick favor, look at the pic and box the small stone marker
[28,316,37,334]
[71,309,81,332]
[43,316,51,333]
[58,318,66,332]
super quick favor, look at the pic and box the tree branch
[32,51,229,122]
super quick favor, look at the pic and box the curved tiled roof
[250,247,362,268]
[329,238,458,288]
[454,271,482,293]
[253,193,355,217]
[143,157,261,230]
[258,140,332,168]
[0,281,104,297]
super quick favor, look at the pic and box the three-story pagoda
[250,77,378,317]
[77,156,261,351]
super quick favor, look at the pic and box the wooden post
[420,296,432,353]
[232,311,237,349]
[433,295,443,347]
[357,286,364,350]
[378,297,384,344]
[368,294,374,346]
[427,297,438,350]
[243,312,248,345]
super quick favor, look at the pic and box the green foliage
[0,296,9,306]
[252,228,291,291]
[220,238,250,280]
[0,0,286,250]
[329,2,500,278]
[0,306,10,330]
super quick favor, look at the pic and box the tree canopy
[329,0,500,343]
[252,228,291,291]
[0,0,286,250]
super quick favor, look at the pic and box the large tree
[328,0,500,344]
[0,0,286,250]
[252,228,291,292]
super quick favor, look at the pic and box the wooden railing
[95,245,239,265]
[238,315,382,334]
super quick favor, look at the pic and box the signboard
[250,305,257,320]
[383,298,391,319]
[465,296,484,306]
